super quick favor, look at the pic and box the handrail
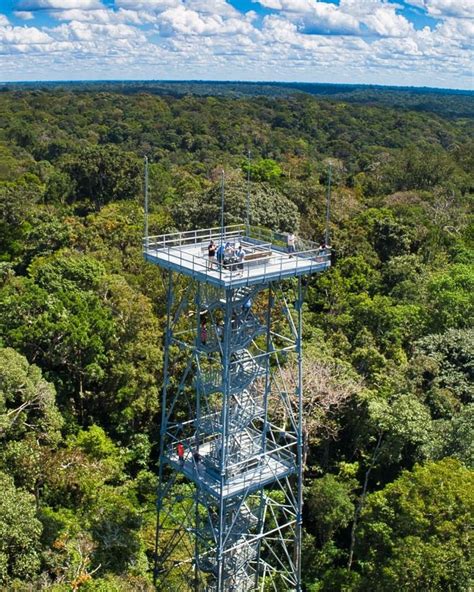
[147,224,244,241]
[146,224,245,245]
[144,224,325,251]
[143,224,331,285]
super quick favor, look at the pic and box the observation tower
[145,221,331,591]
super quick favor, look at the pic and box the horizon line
[0,78,472,94]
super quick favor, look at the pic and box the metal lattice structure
[144,224,330,592]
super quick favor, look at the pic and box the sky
[0,0,472,89]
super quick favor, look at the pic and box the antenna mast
[144,155,149,249]
[325,162,332,247]
[220,169,225,243]
[246,149,251,235]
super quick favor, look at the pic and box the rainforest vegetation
[0,84,472,591]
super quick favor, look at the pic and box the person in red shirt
[177,442,185,465]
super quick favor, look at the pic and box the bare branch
[274,358,362,446]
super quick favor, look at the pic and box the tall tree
[355,459,473,591]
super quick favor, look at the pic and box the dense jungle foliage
[0,85,473,591]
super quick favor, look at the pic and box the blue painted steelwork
[245,150,251,236]
[143,224,331,290]
[296,278,304,592]
[148,226,330,591]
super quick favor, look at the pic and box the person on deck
[287,232,296,257]
[208,240,216,269]
[216,243,225,266]
[224,241,234,257]
[235,244,245,274]
[177,442,185,465]
[243,297,252,313]
[193,450,204,476]
[200,319,208,346]
[223,242,235,270]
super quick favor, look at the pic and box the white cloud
[436,17,474,46]
[53,20,145,42]
[255,0,283,8]
[54,8,113,22]
[256,0,361,34]
[299,3,360,35]
[364,7,414,37]
[0,15,10,26]
[54,8,156,25]
[185,0,240,18]
[18,0,101,9]
[158,5,254,36]
[0,24,53,45]
[115,0,179,10]
[0,0,471,89]
[254,0,416,37]
[256,0,311,10]
[405,0,474,19]
[114,0,240,20]
[14,11,35,20]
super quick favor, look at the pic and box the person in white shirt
[235,244,245,274]
[287,232,296,257]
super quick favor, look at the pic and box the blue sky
[0,0,472,89]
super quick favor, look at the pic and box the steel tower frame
[145,225,330,592]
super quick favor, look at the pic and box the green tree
[367,393,433,465]
[431,404,474,467]
[0,347,63,443]
[0,180,44,263]
[0,271,115,412]
[354,208,414,263]
[306,474,355,545]
[242,158,283,183]
[0,252,163,434]
[411,328,474,418]
[61,145,141,207]
[91,488,145,574]
[425,264,474,332]
[170,179,300,232]
[0,470,43,585]
[355,459,473,591]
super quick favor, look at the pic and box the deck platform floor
[144,241,329,288]
[167,439,294,499]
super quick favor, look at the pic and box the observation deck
[144,224,331,288]
[165,437,295,500]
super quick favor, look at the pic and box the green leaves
[368,394,433,465]
[242,158,283,183]
[412,328,474,416]
[0,471,43,586]
[425,264,474,332]
[170,178,300,233]
[61,145,141,208]
[356,459,474,591]
[0,252,163,434]
[0,273,115,406]
[0,86,472,590]
[306,474,355,545]
[0,347,63,443]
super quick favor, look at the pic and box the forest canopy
[0,84,472,591]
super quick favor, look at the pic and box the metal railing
[146,224,244,250]
[165,433,295,486]
[143,224,331,285]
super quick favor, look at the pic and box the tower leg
[154,271,174,588]
[154,279,306,592]
[295,277,304,592]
